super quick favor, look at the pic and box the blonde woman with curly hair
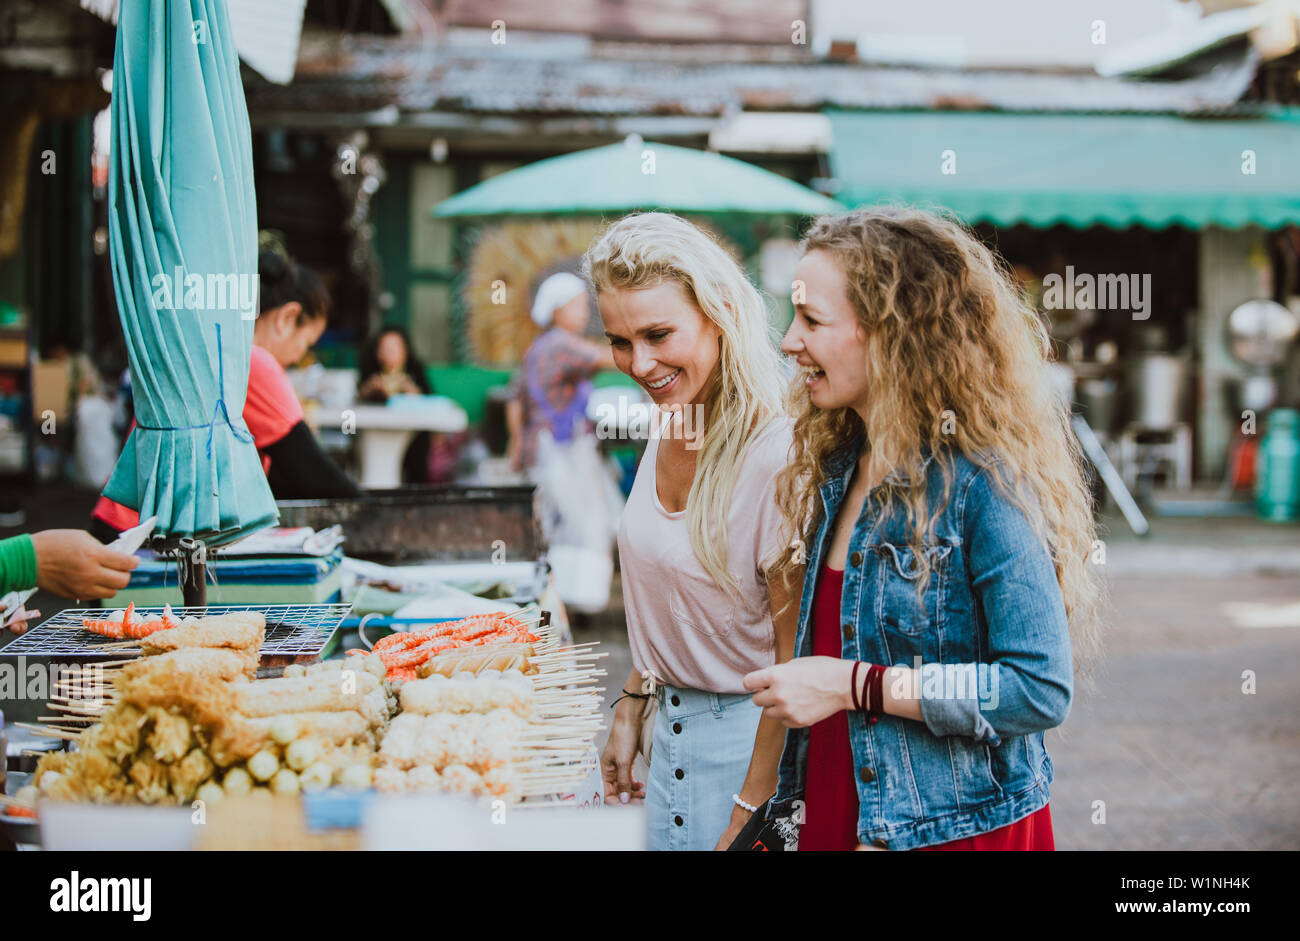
[746,207,1104,851]
[586,212,799,851]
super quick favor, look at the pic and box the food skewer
[13,722,82,741]
[47,702,107,717]
[36,714,97,725]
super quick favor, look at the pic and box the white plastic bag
[75,395,119,488]
[532,428,624,613]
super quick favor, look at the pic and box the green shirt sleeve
[0,533,38,595]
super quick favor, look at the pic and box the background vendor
[505,272,615,472]
[358,326,436,483]
[91,248,359,540]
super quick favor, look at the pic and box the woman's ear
[274,302,303,333]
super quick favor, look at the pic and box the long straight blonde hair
[584,212,786,597]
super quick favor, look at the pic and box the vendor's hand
[600,706,646,805]
[713,803,754,851]
[358,374,387,401]
[744,657,854,729]
[4,606,40,635]
[31,529,138,600]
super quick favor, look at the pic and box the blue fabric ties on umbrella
[101,0,278,546]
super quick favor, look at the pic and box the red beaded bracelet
[866,663,887,724]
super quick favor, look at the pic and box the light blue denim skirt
[645,682,764,852]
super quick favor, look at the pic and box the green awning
[826,109,1300,229]
[433,141,840,218]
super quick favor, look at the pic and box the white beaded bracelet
[733,793,759,814]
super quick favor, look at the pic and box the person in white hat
[506,271,622,617]
[505,272,615,472]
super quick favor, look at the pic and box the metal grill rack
[0,603,353,659]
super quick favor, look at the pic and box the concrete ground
[1048,571,1299,849]
[577,506,1300,850]
[4,486,1298,848]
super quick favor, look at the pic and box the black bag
[726,798,798,851]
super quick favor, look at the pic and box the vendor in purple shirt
[505,272,616,472]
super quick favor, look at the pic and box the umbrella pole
[178,536,207,607]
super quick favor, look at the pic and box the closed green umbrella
[100,0,277,547]
[433,140,841,218]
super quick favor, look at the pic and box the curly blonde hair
[772,207,1104,679]
[584,212,786,598]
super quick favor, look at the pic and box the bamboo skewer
[54,673,119,685]
[50,690,115,704]
[48,691,112,704]
[13,722,82,741]
[52,674,118,686]
[80,639,144,650]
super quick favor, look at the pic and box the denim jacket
[768,434,1073,850]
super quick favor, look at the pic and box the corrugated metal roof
[244,32,1263,122]
[81,0,307,85]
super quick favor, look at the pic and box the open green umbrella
[100,0,277,547]
[433,140,841,218]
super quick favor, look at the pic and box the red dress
[798,563,1055,852]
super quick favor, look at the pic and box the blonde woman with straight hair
[585,212,800,851]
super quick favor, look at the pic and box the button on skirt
[645,682,763,851]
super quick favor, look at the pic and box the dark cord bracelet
[866,663,886,725]
[611,688,651,709]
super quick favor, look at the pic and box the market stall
[1,602,611,849]
[0,0,615,850]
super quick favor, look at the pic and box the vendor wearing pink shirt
[92,250,357,539]
[586,213,800,852]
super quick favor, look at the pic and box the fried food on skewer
[399,671,535,718]
[232,671,382,721]
[86,704,146,763]
[378,710,523,772]
[111,669,263,768]
[119,647,258,685]
[242,710,371,746]
[145,707,194,763]
[126,750,169,804]
[167,748,215,802]
[284,653,386,682]
[139,613,265,655]
[416,643,538,678]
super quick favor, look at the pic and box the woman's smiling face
[599,280,722,406]
[781,249,872,414]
